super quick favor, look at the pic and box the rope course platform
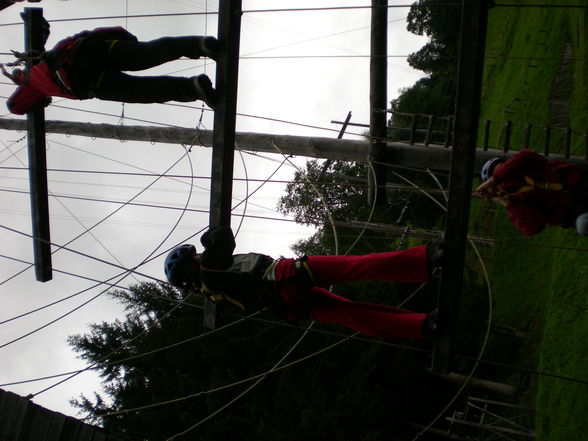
[2,1,586,440]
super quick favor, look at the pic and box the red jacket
[6,26,137,115]
[493,149,588,236]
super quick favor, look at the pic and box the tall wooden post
[23,7,52,282]
[432,0,489,374]
[204,0,242,329]
[209,0,242,228]
[368,0,388,206]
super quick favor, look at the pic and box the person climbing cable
[2,20,218,114]
[164,226,443,339]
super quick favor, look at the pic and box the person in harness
[164,226,442,340]
[2,19,218,114]
[476,149,588,236]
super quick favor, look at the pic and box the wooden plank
[444,115,453,147]
[424,115,435,146]
[564,127,571,158]
[432,0,489,374]
[502,120,511,152]
[17,402,52,441]
[409,113,417,144]
[523,123,532,149]
[543,125,551,155]
[0,389,127,441]
[57,417,82,441]
[90,428,108,441]
[72,423,95,441]
[23,7,52,282]
[0,389,30,441]
[204,0,243,330]
[44,412,66,441]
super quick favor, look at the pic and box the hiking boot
[197,36,220,61]
[193,74,216,109]
[426,238,445,277]
[422,309,439,339]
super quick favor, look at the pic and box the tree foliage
[388,0,462,138]
[69,283,452,440]
[277,160,368,227]
[406,0,462,45]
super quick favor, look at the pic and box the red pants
[273,246,430,339]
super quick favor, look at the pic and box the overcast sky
[0,0,427,417]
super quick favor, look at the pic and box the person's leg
[309,287,426,339]
[576,212,588,236]
[106,36,218,71]
[305,246,430,286]
[95,72,216,107]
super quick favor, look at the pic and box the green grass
[481,1,586,154]
[472,2,588,440]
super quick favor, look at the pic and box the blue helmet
[164,244,199,289]
[481,157,505,182]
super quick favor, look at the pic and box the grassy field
[473,2,588,439]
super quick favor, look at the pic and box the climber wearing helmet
[476,149,588,236]
[164,226,443,340]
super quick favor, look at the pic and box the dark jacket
[199,226,284,315]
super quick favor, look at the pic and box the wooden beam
[4,118,588,172]
[432,0,489,374]
[23,7,52,282]
[4,118,588,173]
[204,0,242,330]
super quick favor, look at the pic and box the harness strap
[201,283,245,311]
[294,256,316,285]
[54,69,73,94]
[513,176,565,195]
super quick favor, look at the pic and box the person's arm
[6,84,51,115]
[200,226,236,269]
[475,176,497,199]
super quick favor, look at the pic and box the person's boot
[193,74,216,109]
[196,36,220,61]
[422,309,438,339]
[426,239,445,278]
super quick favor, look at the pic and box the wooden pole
[432,0,489,374]
[368,0,388,206]
[203,0,242,330]
[209,0,241,228]
[23,7,52,282]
